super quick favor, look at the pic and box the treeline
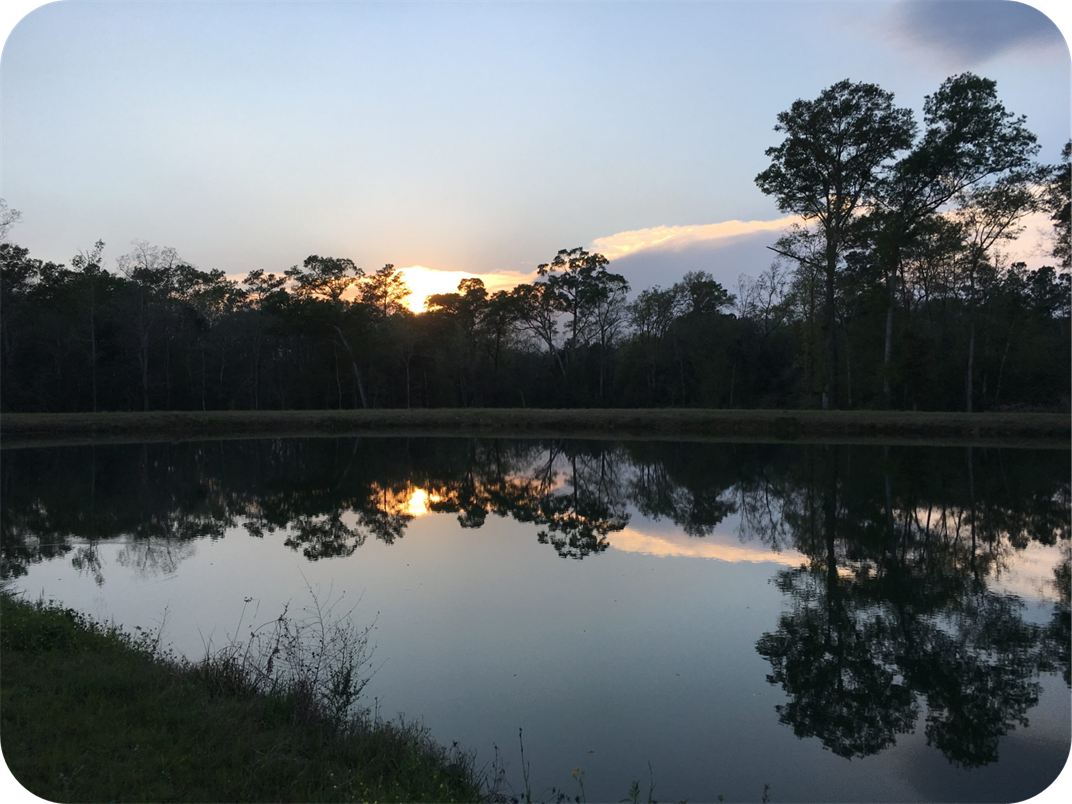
[1,72,1068,414]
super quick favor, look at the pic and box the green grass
[1,407,1068,448]
[0,592,484,803]
[0,595,689,804]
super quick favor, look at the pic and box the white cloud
[589,217,800,261]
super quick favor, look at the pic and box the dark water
[2,438,1069,803]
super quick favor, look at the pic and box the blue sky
[1,1,1069,305]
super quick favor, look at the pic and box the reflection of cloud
[888,1,1065,65]
[610,526,806,566]
[590,217,799,261]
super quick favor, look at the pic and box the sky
[1,1,1069,312]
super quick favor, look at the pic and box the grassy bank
[0,592,484,803]
[1,594,697,804]
[1,408,1069,447]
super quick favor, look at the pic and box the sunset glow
[403,487,441,517]
[397,266,478,313]
[398,265,536,313]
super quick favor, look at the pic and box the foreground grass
[1,407,1068,447]
[0,593,483,803]
[0,595,698,804]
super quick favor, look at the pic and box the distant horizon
[2,1,1069,304]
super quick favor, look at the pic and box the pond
[2,437,1069,803]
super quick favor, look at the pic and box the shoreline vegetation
[2,588,690,804]
[0,589,487,803]
[1,408,1068,449]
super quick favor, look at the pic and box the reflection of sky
[11,476,1071,803]
[1,1,1068,287]
[609,507,807,567]
[348,485,1067,602]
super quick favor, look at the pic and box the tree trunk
[88,279,98,413]
[994,323,1015,408]
[845,331,853,409]
[729,360,736,408]
[965,315,975,413]
[333,342,343,409]
[824,244,839,409]
[332,325,367,409]
[883,272,894,408]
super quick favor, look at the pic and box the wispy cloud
[887,0,1065,65]
[589,217,799,261]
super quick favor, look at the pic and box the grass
[1,407,1068,448]
[0,589,484,803]
[0,590,776,803]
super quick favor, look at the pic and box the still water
[2,437,1069,802]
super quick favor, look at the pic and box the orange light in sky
[397,265,536,313]
[397,266,479,312]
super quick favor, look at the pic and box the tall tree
[70,240,107,412]
[360,263,411,317]
[286,255,368,408]
[873,73,1039,406]
[756,80,916,408]
[0,199,21,243]
[116,240,190,410]
[953,173,1041,412]
[1043,140,1071,270]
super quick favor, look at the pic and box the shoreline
[0,591,486,803]
[1,408,1068,448]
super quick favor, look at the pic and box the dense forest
[1,73,1068,414]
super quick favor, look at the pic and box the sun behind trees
[0,75,1068,414]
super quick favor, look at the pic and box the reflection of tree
[359,484,414,545]
[752,445,1068,769]
[532,447,628,559]
[2,440,1067,614]
[757,448,917,758]
[117,538,198,578]
[423,441,630,558]
[4,437,1063,771]
[1042,543,1071,686]
[901,591,1044,767]
[284,512,366,560]
[757,569,917,758]
[70,543,104,586]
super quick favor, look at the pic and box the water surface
[2,438,1068,802]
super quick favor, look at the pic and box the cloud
[589,217,799,293]
[990,208,1063,269]
[587,206,1057,297]
[888,0,1065,65]
[590,217,799,261]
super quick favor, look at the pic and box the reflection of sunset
[403,487,441,517]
